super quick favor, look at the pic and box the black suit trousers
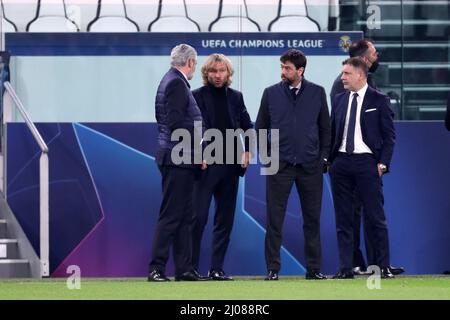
[330,153,391,271]
[265,162,323,272]
[352,192,377,268]
[149,165,196,276]
[192,165,239,271]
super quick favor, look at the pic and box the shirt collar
[289,81,302,91]
[351,82,368,99]
[179,70,189,82]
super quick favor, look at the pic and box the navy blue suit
[331,72,380,270]
[329,85,395,271]
[149,68,203,276]
[191,85,252,272]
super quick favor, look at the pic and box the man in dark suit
[330,39,404,276]
[256,49,331,281]
[329,57,395,279]
[331,39,378,275]
[148,44,208,282]
[191,53,253,281]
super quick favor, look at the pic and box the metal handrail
[3,82,48,153]
[2,81,49,277]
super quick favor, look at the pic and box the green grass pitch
[1,275,449,300]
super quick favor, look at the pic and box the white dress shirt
[339,83,373,154]
[289,82,302,95]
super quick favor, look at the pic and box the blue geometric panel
[7,122,450,276]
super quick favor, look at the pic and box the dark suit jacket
[329,85,395,170]
[155,68,203,168]
[255,79,331,166]
[192,85,253,176]
[446,92,450,131]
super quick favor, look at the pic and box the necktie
[345,92,359,154]
[290,87,297,100]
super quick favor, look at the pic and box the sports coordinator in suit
[255,49,331,281]
[329,57,395,279]
[148,44,208,282]
[330,40,405,276]
[330,39,379,275]
[191,53,253,281]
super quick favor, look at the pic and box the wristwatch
[378,163,387,173]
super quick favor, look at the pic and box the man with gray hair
[148,44,208,282]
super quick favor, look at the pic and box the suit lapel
[361,87,373,112]
[171,68,190,88]
[360,86,375,129]
[203,86,215,129]
[336,91,350,143]
[225,88,237,129]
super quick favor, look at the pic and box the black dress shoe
[175,270,210,281]
[193,269,211,280]
[265,270,278,281]
[352,266,370,276]
[305,270,327,280]
[381,267,395,279]
[208,269,233,281]
[332,270,354,279]
[147,270,170,282]
[389,265,405,275]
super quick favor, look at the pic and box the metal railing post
[3,81,49,278]
[39,152,49,277]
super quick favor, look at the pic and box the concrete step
[0,220,6,238]
[0,239,19,259]
[0,259,30,278]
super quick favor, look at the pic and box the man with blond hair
[192,53,253,281]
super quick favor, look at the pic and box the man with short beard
[256,49,330,281]
[192,53,253,281]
